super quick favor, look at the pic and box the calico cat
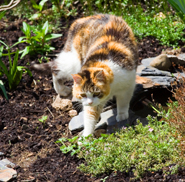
[32,14,138,137]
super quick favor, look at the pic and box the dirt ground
[1,13,185,182]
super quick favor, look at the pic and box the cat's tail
[30,62,52,75]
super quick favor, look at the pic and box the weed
[39,115,48,125]
[19,21,62,58]
[0,80,8,100]
[0,43,32,91]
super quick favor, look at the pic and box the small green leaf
[11,49,19,76]
[45,34,62,42]
[29,13,42,20]
[22,22,31,37]
[10,69,23,90]
[0,80,8,100]
[20,46,30,59]
[42,21,49,35]
[39,0,48,11]
[0,11,6,21]
[56,138,67,143]
[0,40,8,49]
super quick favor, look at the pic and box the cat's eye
[93,92,100,97]
[80,93,87,98]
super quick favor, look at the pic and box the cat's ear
[72,74,82,85]
[95,70,106,83]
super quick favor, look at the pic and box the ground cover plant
[57,116,183,179]
[0,0,185,181]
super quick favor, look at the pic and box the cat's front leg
[83,106,101,137]
[115,90,133,122]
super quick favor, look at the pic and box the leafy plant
[39,115,48,125]
[0,79,8,100]
[19,21,62,58]
[0,43,32,91]
[29,0,49,20]
[167,0,185,22]
[0,11,6,21]
[57,118,182,179]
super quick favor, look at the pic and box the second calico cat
[32,14,138,137]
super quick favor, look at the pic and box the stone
[0,159,15,169]
[69,108,147,134]
[0,168,17,182]
[150,54,171,71]
[68,110,78,117]
[167,54,185,66]
[0,159,17,182]
[52,94,72,110]
[154,12,166,20]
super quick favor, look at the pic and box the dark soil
[1,12,185,182]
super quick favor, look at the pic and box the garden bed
[1,2,185,181]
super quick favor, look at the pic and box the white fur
[81,60,136,137]
[52,46,81,96]
[104,60,136,122]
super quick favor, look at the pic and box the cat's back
[65,14,138,70]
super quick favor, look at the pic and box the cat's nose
[88,101,93,105]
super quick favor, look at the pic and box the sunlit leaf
[0,80,8,100]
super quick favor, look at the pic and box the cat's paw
[116,112,128,122]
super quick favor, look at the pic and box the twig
[46,106,54,119]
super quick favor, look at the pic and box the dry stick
[46,106,55,119]
[0,0,21,11]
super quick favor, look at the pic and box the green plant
[57,117,182,179]
[167,0,185,22]
[0,11,6,21]
[39,115,48,125]
[19,21,62,58]
[0,43,32,91]
[0,80,8,100]
[29,0,49,20]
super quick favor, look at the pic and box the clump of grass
[57,117,182,179]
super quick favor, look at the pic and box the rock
[0,168,17,182]
[69,108,147,134]
[137,57,175,88]
[52,94,72,110]
[68,110,78,117]
[154,12,166,20]
[167,54,185,66]
[0,159,15,169]
[0,159,17,182]
[68,111,84,133]
[150,54,171,71]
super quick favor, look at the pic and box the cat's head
[72,69,111,106]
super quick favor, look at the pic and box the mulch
[0,13,185,182]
